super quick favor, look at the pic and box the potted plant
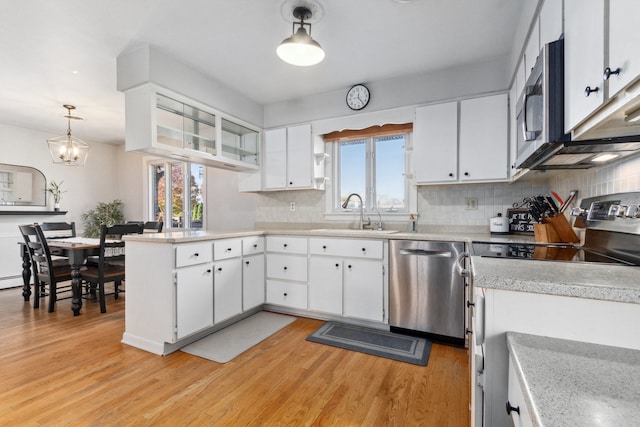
[47,180,66,211]
[81,199,125,238]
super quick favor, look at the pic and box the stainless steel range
[472,191,640,266]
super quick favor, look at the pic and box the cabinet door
[214,258,242,323]
[459,94,508,181]
[564,0,605,132]
[607,0,640,97]
[264,128,287,189]
[343,259,384,322]
[286,124,312,188]
[414,101,458,183]
[176,264,213,339]
[308,257,343,315]
[509,85,519,177]
[243,254,265,311]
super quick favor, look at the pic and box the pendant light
[277,6,325,66]
[47,104,89,166]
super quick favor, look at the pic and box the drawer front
[242,236,265,256]
[175,242,213,267]
[214,238,242,260]
[266,280,308,309]
[266,254,307,282]
[309,238,383,259]
[266,236,307,254]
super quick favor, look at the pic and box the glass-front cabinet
[124,84,260,171]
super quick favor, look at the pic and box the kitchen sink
[310,228,399,234]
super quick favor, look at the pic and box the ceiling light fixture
[47,104,90,166]
[277,6,325,66]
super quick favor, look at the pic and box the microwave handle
[521,85,540,141]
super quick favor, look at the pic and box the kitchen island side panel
[124,241,177,353]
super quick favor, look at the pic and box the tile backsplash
[254,154,640,231]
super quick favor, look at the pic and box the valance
[323,123,413,142]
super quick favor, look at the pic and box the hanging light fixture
[47,104,89,166]
[277,6,325,66]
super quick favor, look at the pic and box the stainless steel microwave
[515,39,569,169]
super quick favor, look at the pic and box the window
[333,132,409,213]
[149,161,205,229]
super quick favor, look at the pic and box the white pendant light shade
[277,6,325,66]
[47,105,89,166]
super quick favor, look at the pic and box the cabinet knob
[584,86,600,97]
[193,253,199,257]
[348,264,352,269]
[217,267,222,272]
[464,172,470,177]
[226,248,232,252]
[603,67,621,80]
[361,248,366,252]
[322,245,327,249]
[206,269,212,273]
[283,266,288,270]
[505,401,520,416]
[466,328,473,335]
[283,293,288,297]
[335,263,339,267]
[245,261,250,265]
[449,173,454,177]
[253,244,258,248]
[283,244,288,248]
[289,181,293,185]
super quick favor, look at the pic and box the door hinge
[173,272,177,286]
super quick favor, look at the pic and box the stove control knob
[629,205,640,218]
[615,205,628,217]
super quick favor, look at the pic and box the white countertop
[506,332,640,427]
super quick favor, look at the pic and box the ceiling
[0,0,523,145]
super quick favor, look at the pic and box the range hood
[521,135,640,170]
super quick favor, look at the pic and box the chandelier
[47,104,89,166]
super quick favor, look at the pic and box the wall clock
[346,84,370,110]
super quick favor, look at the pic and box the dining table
[20,237,101,316]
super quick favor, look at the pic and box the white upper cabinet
[539,0,563,47]
[524,19,540,81]
[607,0,640,97]
[564,0,606,132]
[264,127,287,189]
[262,124,325,191]
[124,84,260,171]
[414,94,508,184]
[413,101,458,183]
[459,93,509,182]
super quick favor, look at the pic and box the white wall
[205,168,257,231]
[264,57,510,128]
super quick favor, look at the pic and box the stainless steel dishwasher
[389,240,466,345]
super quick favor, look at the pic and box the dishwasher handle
[399,249,452,257]
[456,252,470,278]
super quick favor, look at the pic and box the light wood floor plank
[0,287,469,426]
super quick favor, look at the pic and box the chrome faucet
[342,193,372,230]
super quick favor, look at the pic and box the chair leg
[48,283,56,313]
[34,280,40,309]
[98,281,106,313]
[114,281,121,299]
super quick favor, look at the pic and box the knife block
[534,214,580,243]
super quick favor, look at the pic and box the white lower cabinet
[507,358,533,427]
[266,280,308,309]
[343,259,384,322]
[243,254,265,310]
[176,263,214,339]
[308,257,343,315]
[213,257,242,324]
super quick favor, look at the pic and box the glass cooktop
[471,242,636,265]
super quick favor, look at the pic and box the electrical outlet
[289,202,296,212]
[465,197,478,210]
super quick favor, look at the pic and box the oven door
[515,60,545,168]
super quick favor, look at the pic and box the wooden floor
[0,287,470,426]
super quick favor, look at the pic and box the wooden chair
[80,223,143,313]
[126,221,163,233]
[18,224,73,312]
[40,221,76,239]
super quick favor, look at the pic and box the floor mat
[306,321,431,366]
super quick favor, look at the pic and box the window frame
[330,131,413,216]
[147,160,206,230]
